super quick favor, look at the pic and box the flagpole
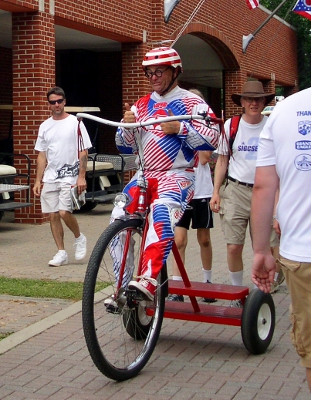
[242,0,289,53]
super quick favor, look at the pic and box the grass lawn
[0,276,108,301]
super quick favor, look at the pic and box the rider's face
[145,65,177,95]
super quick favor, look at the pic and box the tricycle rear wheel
[241,289,275,355]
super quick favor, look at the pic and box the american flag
[246,0,259,9]
[292,0,311,21]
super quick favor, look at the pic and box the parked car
[261,106,275,116]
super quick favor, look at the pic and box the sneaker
[167,294,184,302]
[48,250,68,267]
[74,233,87,260]
[202,280,217,303]
[270,280,280,294]
[277,269,285,285]
[104,296,119,313]
[229,299,243,308]
[128,277,158,301]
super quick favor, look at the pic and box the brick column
[223,70,245,120]
[263,78,276,105]
[12,11,55,224]
[121,43,151,107]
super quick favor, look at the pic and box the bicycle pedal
[126,288,144,302]
[105,303,120,314]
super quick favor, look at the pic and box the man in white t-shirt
[33,86,92,267]
[251,87,311,392]
[210,80,275,306]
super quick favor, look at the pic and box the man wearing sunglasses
[33,86,92,267]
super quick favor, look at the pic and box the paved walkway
[0,204,309,399]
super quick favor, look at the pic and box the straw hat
[231,80,275,106]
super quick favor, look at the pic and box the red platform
[160,280,249,326]
[168,280,249,300]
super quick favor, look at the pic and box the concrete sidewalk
[0,204,309,399]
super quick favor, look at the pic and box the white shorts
[41,182,73,213]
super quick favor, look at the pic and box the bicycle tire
[82,218,165,381]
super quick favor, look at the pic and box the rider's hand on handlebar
[161,109,181,135]
[123,103,136,124]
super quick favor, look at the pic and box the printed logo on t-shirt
[295,140,311,150]
[236,137,259,160]
[298,121,311,136]
[294,154,311,171]
[56,161,79,179]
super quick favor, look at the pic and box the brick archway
[172,22,240,70]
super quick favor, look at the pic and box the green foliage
[0,277,108,301]
[261,0,311,89]
[0,332,13,341]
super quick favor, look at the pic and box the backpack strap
[228,114,242,157]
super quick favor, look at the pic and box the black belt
[228,176,253,188]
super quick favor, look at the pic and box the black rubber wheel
[82,218,165,381]
[241,289,275,355]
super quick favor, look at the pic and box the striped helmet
[142,47,183,71]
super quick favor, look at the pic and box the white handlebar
[76,112,218,129]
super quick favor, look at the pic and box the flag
[246,0,259,9]
[292,0,311,21]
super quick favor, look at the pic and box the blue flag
[292,0,311,21]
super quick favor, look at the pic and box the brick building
[0,0,298,223]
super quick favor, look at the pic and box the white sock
[172,275,182,281]
[229,270,243,286]
[202,268,212,283]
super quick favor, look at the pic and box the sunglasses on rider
[48,98,65,105]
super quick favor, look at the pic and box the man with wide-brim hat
[210,80,279,302]
[231,80,275,107]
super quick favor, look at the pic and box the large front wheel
[82,218,166,381]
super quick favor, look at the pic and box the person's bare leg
[59,210,81,238]
[227,243,244,272]
[227,243,244,286]
[197,228,212,271]
[172,226,187,277]
[49,212,65,250]
[306,367,311,392]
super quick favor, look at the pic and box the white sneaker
[74,233,87,260]
[48,250,68,267]
[104,296,119,313]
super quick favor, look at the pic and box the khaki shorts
[220,180,277,246]
[41,182,73,213]
[277,256,311,368]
